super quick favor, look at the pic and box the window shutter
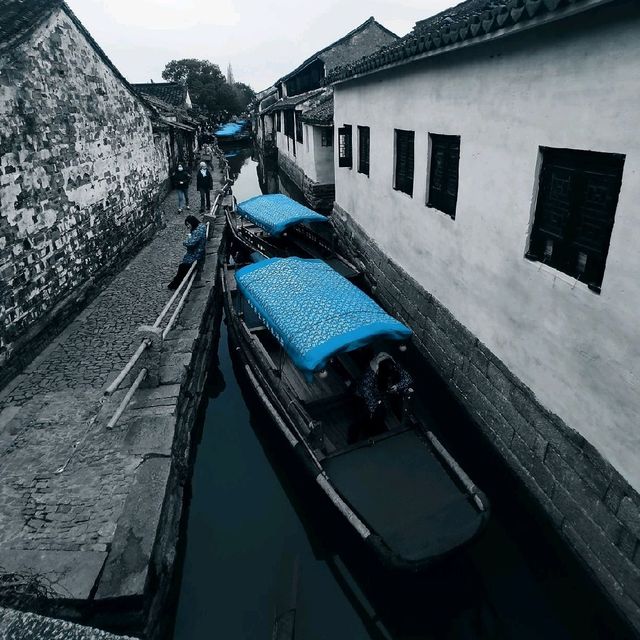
[358,126,370,176]
[428,134,460,218]
[529,147,624,290]
[394,130,414,196]
[295,111,303,143]
[338,125,352,168]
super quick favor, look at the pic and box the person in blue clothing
[167,215,207,290]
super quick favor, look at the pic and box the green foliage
[162,58,256,117]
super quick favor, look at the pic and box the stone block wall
[278,153,335,212]
[0,8,170,377]
[331,203,640,634]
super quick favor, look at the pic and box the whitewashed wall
[333,6,640,490]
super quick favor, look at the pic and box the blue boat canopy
[237,194,327,236]
[215,122,244,137]
[236,258,412,373]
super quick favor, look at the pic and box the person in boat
[173,162,191,213]
[167,215,207,290]
[353,352,414,440]
[196,161,214,213]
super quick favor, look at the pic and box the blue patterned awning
[236,194,327,236]
[236,258,412,373]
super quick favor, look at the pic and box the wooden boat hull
[221,259,489,572]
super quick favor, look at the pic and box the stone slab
[0,550,107,600]
[0,607,133,639]
[94,458,171,600]
[123,416,175,457]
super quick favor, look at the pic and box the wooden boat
[221,255,489,571]
[224,193,359,280]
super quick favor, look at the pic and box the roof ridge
[0,0,63,55]
[327,0,616,85]
[278,16,398,85]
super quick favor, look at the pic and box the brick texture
[0,8,172,374]
[277,152,335,212]
[331,202,640,634]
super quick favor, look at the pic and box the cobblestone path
[0,161,224,605]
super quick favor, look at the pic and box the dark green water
[171,149,633,640]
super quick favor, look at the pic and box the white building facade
[330,0,640,631]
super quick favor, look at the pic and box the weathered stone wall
[331,204,640,634]
[0,7,170,378]
[278,152,335,212]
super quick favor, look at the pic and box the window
[527,147,625,292]
[284,110,295,139]
[394,129,414,196]
[338,125,352,168]
[295,111,303,144]
[276,111,281,133]
[358,126,370,176]
[321,127,333,147]
[428,133,460,218]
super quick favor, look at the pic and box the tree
[162,58,255,117]
[234,82,255,112]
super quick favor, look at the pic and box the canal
[171,148,633,640]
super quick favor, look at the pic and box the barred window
[394,129,414,196]
[427,133,460,219]
[527,147,624,292]
[338,125,352,168]
[321,127,333,147]
[358,126,370,176]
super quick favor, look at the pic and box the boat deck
[324,429,483,563]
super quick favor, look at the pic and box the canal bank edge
[0,606,134,639]
[89,216,227,637]
[331,202,640,635]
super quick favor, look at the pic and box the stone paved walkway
[0,162,224,610]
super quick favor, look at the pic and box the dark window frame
[295,111,303,144]
[321,126,333,147]
[276,111,281,133]
[526,146,625,293]
[394,129,414,196]
[338,125,352,168]
[427,133,460,219]
[283,109,295,139]
[358,126,370,177]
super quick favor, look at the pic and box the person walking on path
[196,161,214,212]
[173,162,191,213]
[167,215,207,290]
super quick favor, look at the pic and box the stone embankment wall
[331,205,640,634]
[278,153,334,212]
[0,7,170,384]
[89,217,227,638]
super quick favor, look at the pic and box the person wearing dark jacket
[173,163,190,213]
[167,215,207,290]
[351,352,413,442]
[196,161,214,212]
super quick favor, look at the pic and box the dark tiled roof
[0,0,63,54]
[264,88,324,113]
[300,92,333,126]
[328,0,613,84]
[133,82,189,108]
[280,17,398,83]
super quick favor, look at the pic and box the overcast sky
[65,0,455,91]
